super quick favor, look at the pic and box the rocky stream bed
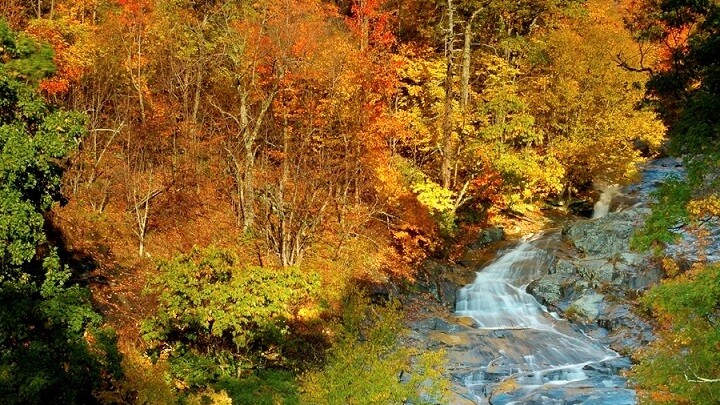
[405,158,704,404]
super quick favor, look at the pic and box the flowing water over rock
[592,184,622,219]
[409,158,693,404]
[451,234,632,404]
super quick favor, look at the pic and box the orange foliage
[116,0,153,21]
[26,20,91,95]
[346,0,396,50]
[0,0,28,28]
[468,165,506,222]
[620,0,693,72]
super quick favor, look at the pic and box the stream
[415,158,688,404]
[453,232,632,404]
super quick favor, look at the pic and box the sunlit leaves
[142,247,320,384]
[529,0,665,189]
[300,293,449,404]
[633,263,720,404]
[25,18,95,95]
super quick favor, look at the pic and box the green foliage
[300,292,449,404]
[0,19,118,404]
[632,264,720,404]
[214,369,299,405]
[0,20,84,271]
[630,179,691,252]
[0,20,55,83]
[184,387,233,405]
[0,250,119,405]
[142,246,320,386]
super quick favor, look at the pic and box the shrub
[300,292,449,404]
[142,247,320,386]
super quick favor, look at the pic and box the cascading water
[439,159,690,404]
[592,184,622,219]
[454,233,628,404]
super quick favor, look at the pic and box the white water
[455,237,552,329]
[592,184,622,219]
[455,234,618,393]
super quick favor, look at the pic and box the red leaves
[116,0,153,22]
[346,0,396,50]
[26,21,89,96]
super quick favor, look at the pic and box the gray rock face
[568,293,606,321]
[522,203,663,355]
[408,159,691,404]
[553,259,578,275]
[564,208,650,256]
[527,273,565,305]
[576,259,617,286]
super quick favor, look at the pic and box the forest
[0,0,718,403]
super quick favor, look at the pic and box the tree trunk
[441,0,456,189]
[461,18,475,113]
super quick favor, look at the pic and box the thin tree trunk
[441,0,456,189]
[461,17,476,112]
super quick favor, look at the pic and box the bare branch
[685,374,720,383]
[616,52,654,75]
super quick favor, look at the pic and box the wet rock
[564,208,649,255]
[471,227,506,249]
[586,327,609,340]
[569,199,595,218]
[432,317,465,333]
[410,316,465,334]
[437,280,461,309]
[610,193,640,212]
[568,293,605,322]
[527,274,565,304]
[446,391,482,405]
[601,356,632,373]
[428,331,474,346]
[606,316,655,355]
[416,260,467,309]
[456,316,477,328]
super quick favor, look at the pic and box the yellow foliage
[533,0,666,188]
[97,346,177,405]
[662,257,681,278]
[688,195,720,218]
[186,388,233,405]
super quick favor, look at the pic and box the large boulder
[470,227,505,249]
[552,258,578,275]
[563,208,650,255]
[575,258,617,286]
[568,293,606,322]
[527,273,566,305]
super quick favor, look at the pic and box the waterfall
[454,234,622,402]
[445,160,688,403]
[592,184,621,219]
[455,236,553,329]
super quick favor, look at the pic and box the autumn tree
[528,0,665,195]
[624,0,720,153]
